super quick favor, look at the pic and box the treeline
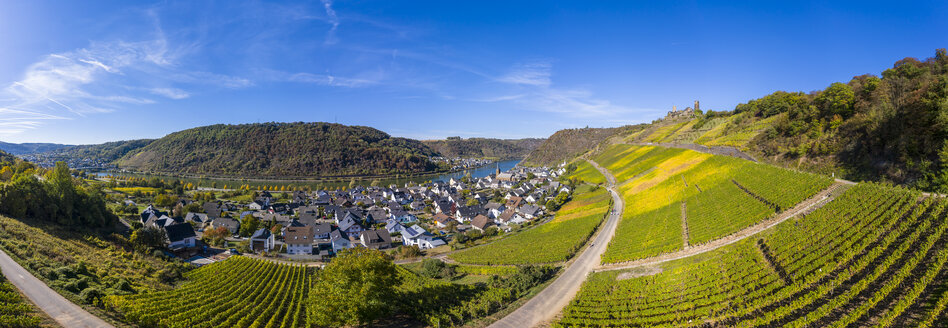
[423,137,545,160]
[741,49,948,192]
[523,126,641,166]
[41,139,153,161]
[116,122,445,178]
[0,162,115,227]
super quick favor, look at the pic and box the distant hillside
[0,149,15,164]
[0,141,73,155]
[523,126,641,166]
[36,139,154,161]
[116,122,443,178]
[423,137,545,160]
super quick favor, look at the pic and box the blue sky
[0,0,946,144]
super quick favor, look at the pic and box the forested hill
[35,139,153,161]
[422,137,545,160]
[739,49,948,191]
[0,149,15,165]
[116,122,443,178]
[0,141,72,155]
[522,126,640,166]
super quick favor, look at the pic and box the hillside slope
[0,149,15,164]
[422,137,544,160]
[0,141,72,155]
[523,126,640,166]
[116,122,442,177]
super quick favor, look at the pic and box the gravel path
[488,158,623,328]
[0,249,113,328]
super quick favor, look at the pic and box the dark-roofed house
[330,230,352,253]
[518,204,542,219]
[359,230,392,249]
[455,206,482,222]
[250,229,274,253]
[471,215,494,232]
[185,212,209,225]
[313,223,332,239]
[337,215,364,237]
[284,226,314,255]
[165,223,197,250]
[210,218,240,234]
[203,202,222,218]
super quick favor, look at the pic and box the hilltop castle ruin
[665,100,699,120]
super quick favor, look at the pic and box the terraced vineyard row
[685,181,774,245]
[557,183,948,327]
[600,145,830,264]
[106,256,311,328]
[449,185,611,265]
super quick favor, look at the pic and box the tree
[307,248,400,327]
[270,224,283,236]
[466,198,480,206]
[239,214,260,237]
[46,162,75,225]
[420,258,455,279]
[814,82,856,118]
[203,226,229,246]
[154,194,177,208]
[130,226,167,252]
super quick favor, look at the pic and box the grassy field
[562,160,606,185]
[449,185,611,265]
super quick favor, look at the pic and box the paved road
[0,250,113,328]
[489,158,623,328]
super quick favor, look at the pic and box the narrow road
[0,249,114,328]
[489,158,623,328]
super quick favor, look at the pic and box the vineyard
[562,160,606,185]
[449,185,611,265]
[0,272,41,328]
[106,256,311,328]
[557,183,948,327]
[599,145,831,264]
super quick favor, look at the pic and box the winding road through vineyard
[489,158,623,328]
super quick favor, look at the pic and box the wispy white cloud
[490,60,637,117]
[497,61,552,87]
[149,87,190,99]
[321,0,340,45]
[289,72,378,87]
[0,31,251,136]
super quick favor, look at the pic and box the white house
[401,225,446,250]
[330,230,353,253]
[165,223,197,250]
[284,226,314,255]
[250,229,275,253]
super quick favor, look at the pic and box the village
[133,164,571,265]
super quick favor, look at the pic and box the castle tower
[673,105,677,111]
[694,100,700,112]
